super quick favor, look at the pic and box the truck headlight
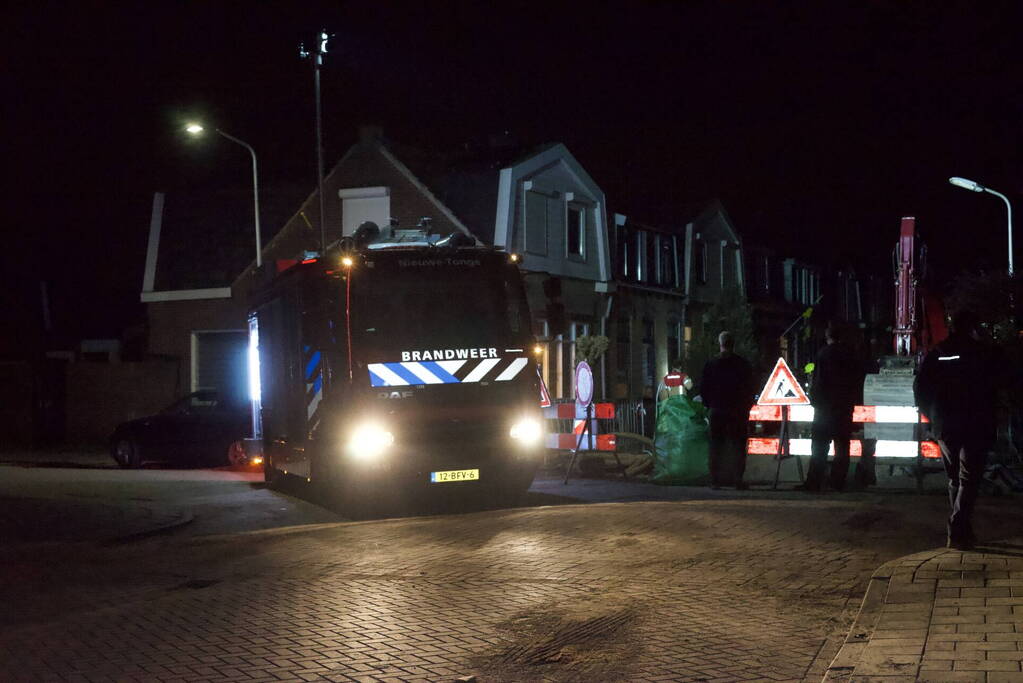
[509,418,542,445]
[347,423,394,460]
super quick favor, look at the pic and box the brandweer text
[401,348,498,361]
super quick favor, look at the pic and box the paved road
[2,456,1022,682]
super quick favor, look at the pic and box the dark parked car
[109,390,251,468]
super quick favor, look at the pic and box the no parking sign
[575,361,593,408]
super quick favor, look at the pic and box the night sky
[6,1,1022,345]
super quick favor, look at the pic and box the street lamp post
[187,124,263,268]
[949,176,1014,276]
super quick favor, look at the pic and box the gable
[495,144,609,282]
[232,140,474,296]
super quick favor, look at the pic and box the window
[636,232,647,282]
[667,319,681,368]
[646,233,657,284]
[616,222,631,278]
[339,187,390,239]
[642,318,655,392]
[694,240,707,284]
[622,237,630,278]
[721,242,733,288]
[659,236,678,287]
[191,330,248,402]
[568,321,590,379]
[567,205,585,259]
[616,317,631,380]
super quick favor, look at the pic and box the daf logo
[378,390,414,400]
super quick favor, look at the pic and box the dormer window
[567,204,585,259]
[695,239,707,284]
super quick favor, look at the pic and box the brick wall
[0,361,34,447]
[146,297,247,392]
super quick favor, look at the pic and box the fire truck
[245,224,543,505]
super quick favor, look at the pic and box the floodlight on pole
[300,28,331,254]
[949,176,1014,276]
[185,123,263,268]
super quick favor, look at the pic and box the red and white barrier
[748,404,929,424]
[747,404,940,459]
[544,402,616,451]
[747,437,941,459]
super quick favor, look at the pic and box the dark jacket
[701,352,755,418]
[811,341,864,416]
[914,332,1000,441]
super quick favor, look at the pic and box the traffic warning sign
[757,357,810,406]
[538,367,552,407]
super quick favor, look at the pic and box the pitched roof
[389,138,561,246]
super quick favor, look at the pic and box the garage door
[192,330,247,402]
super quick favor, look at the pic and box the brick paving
[2,494,1023,682]
[824,542,1023,682]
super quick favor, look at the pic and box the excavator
[862,216,947,488]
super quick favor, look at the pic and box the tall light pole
[187,123,262,268]
[949,176,1014,276]
[300,29,330,253]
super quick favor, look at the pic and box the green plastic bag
[652,395,710,485]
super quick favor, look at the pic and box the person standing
[803,322,864,492]
[700,331,755,489]
[914,310,1001,550]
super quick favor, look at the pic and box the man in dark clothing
[914,310,1001,550]
[700,331,755,489]
[803,322,865,492]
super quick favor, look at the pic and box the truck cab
[247,230,543,504]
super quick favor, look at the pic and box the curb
[821,547,947,681]
[102,507,195,545]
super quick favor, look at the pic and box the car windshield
[160,392,219,415]
[351,260,530,354]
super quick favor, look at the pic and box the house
[744,244,817,368]
[140,129,614,405]
[610,200,747,402]
[744,241,895,381]
[459,140,612,401]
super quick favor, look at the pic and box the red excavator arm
[893,217,946,356]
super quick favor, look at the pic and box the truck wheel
[112,437,142,469]
[226,441,247,467]
[264,457,281,486]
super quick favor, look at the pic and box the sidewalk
[0,446,113,469]
[0,494,193,545]
[0,449,194,545]
[825,541,1023,682]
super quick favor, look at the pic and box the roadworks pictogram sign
[757,357,810,406]
[538,367,552,407]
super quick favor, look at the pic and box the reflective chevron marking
[367,357,527,387]
[304,347,323,421]
[462,358,500,383]
[495,357,528,381]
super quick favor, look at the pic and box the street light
[186,123,263,268]
[949,176,1014,276]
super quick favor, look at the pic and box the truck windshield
[351,262,529,355]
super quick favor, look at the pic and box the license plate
[430,468,479,483]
